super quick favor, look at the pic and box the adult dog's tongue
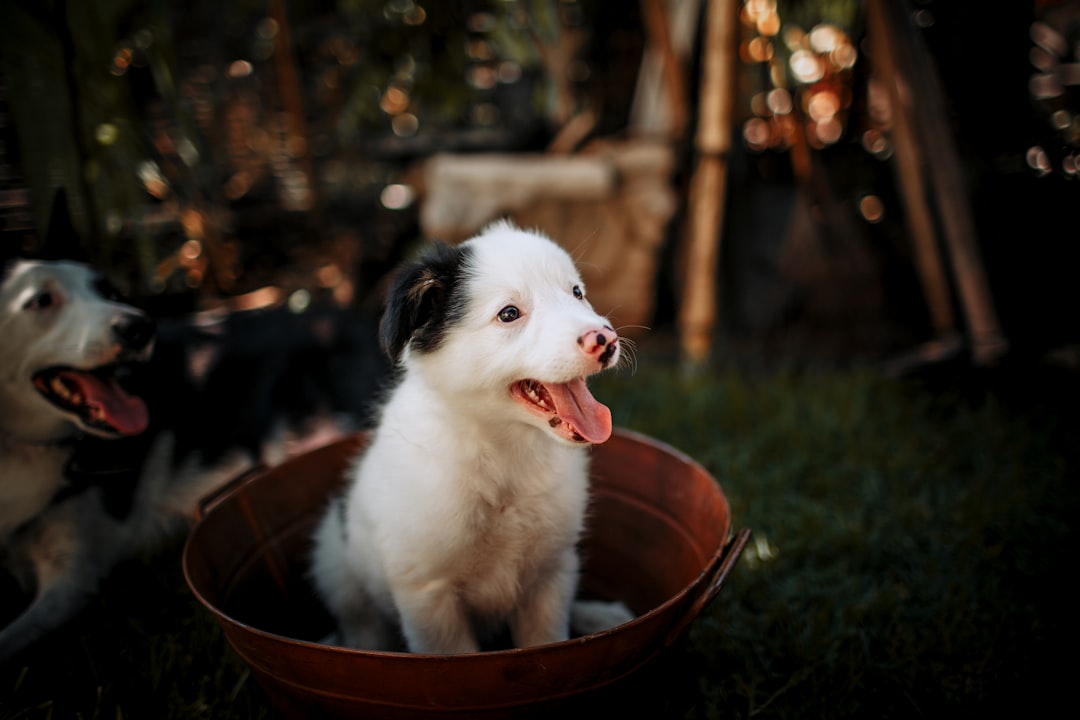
[547,377,612,444]
[58,370,149,436]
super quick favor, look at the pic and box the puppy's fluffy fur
[311,222,626,654]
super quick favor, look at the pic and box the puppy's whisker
[613,336,639,375]
[601,325,645,375]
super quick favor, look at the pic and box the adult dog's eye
[498,305,521,323]
[573,285,584,300]
[24,291,55,310]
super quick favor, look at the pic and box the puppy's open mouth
[32,366,149,437]
[511,378,612,444]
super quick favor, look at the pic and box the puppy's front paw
[570,599,635,636]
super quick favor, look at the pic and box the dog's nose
[578,326,618,364]
[112,312,156,352]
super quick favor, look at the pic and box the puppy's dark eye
[497,305,521,323]
[573,285,584,300]
[24,291,55,310]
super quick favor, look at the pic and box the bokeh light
[288,288,311,314]
[467,65,497,90]
[380,183,415,209]
[858,194,885,223]
[862,129,893,159]
[766,88,792,115]
[380,86,410,114]
[403,6,426,26]
[806,90,839,122]
[391,113,419,137]
[497,61,522,84]
[746,36,774,62]
[743,117,771,151]
[95,123,120,146]
[808,24,841,54]
[1027,145,1052,176]
[227,60,253,78]
[790,50,824,84]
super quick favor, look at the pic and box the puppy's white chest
[455,481,580,612]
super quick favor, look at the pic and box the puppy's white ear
[379,242,470,360]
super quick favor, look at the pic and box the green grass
[3,359,1077,718]
[594,360,1078,718]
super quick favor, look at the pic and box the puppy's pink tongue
[547,377,612,444]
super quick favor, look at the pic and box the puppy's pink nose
[579,326,618,365]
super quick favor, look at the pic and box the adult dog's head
[379,221,620,445]
[0,193,154,444]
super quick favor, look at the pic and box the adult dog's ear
[37,188,88,262]
[379,241,471,361]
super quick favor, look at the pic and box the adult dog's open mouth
[511,377,612,444]
[32,365,149,437]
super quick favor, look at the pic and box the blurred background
[3,0,1077,370]
[3,3,1080,718]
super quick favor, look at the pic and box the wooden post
[270,0,318,214]
[636,0,691,140]
[679,0,737,365]
[864,0,956,341]
[866,0,1008,365]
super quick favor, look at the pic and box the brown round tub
[183,428,749,718]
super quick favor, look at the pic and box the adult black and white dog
[310,221,633,654]
[0,245,163,660]
[0,194,388,662]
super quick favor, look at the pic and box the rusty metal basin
[183,428,749,718]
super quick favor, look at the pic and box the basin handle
[665,527,751,647]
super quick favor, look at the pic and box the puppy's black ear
[379,242,471,361]
[38,188,88,262]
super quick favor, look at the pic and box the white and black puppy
[311,221,630,654]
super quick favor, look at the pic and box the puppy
[311,221,628,654]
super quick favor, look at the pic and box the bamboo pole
[864,0,956,340]
[866,0,1007,365]
[270,0,318,215]
[678,0,737,365]
[638,0,690,140]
